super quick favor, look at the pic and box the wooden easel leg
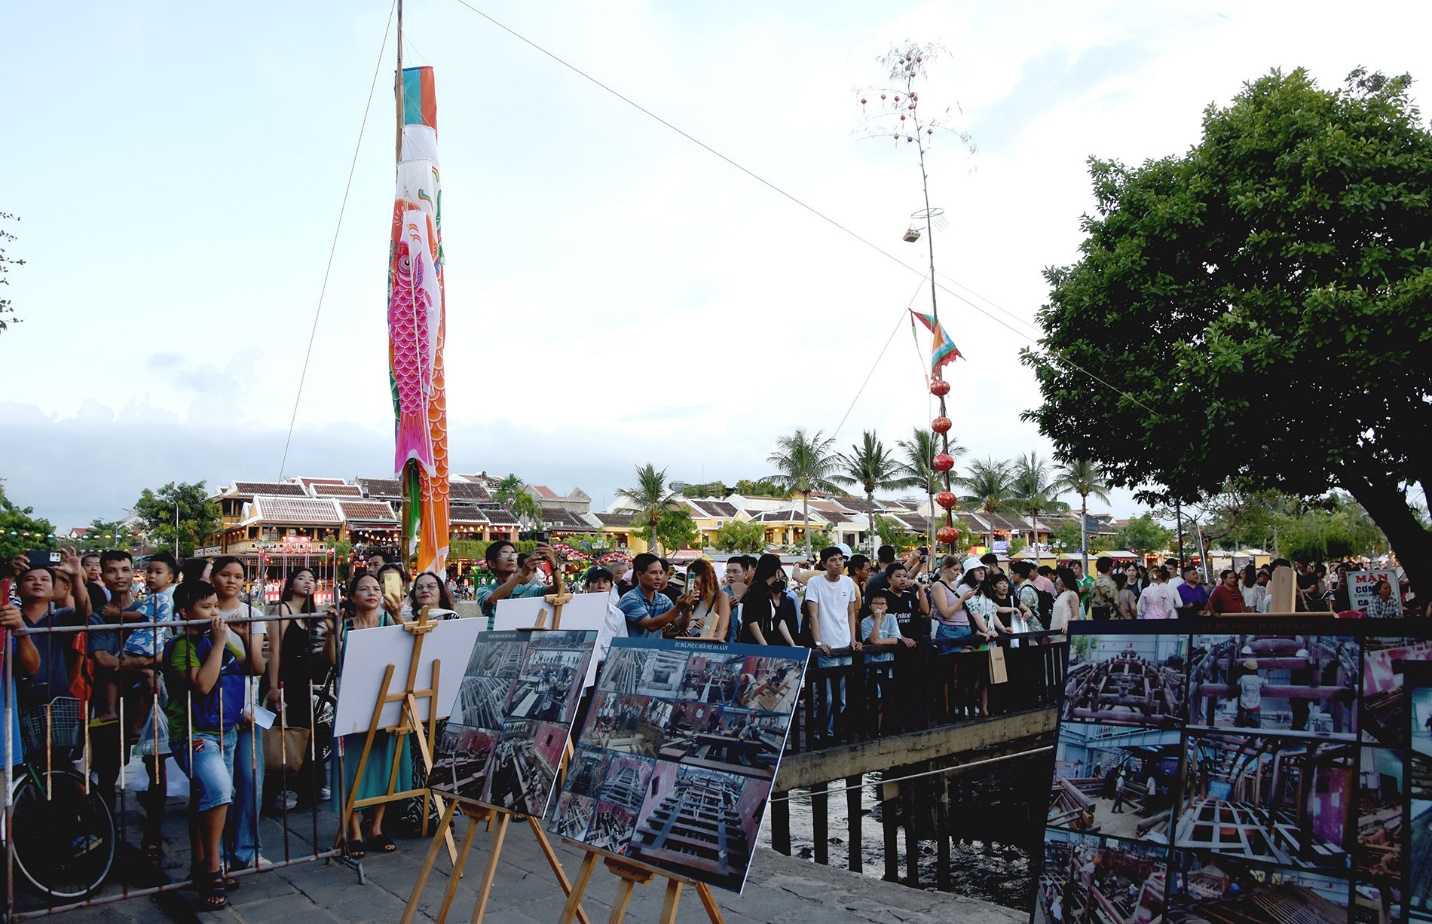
[341,663,398,842]
[607,878,638,924]
[468,811,510,924]
[694,883,726,924]
[528,822,592,924]
[556,852,598,924]
[658,879,683,924]
[434,812,481,923]
[401,799,460,924]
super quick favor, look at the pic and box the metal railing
[3,610,347,919]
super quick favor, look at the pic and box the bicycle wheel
[10,769,116,900]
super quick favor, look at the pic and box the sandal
[369,833,397,853]
[142,836,162,863]
[346,838,367,860]
[202,869,228,910]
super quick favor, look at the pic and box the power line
[278,0,397,481]
[831,277,928,442]
[447,0,1157,416]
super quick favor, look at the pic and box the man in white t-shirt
[1236,658,1266,728]
[805,546,861,741]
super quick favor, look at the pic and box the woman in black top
[739,554,798,646]
[264,568,333,806]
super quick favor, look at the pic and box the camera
[518,530,549,544]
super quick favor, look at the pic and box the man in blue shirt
[617,553,687,638]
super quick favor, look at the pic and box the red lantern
[936,526,959,545]
[935,490,957,510]
[931,416,952,434]
[933,453,955,472]
[930,378,951,397]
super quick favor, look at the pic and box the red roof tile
[232,482,306,498]
[251,496,343,525]
[314,484,363,497]
[336,500,396,523]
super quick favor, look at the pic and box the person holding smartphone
[474,541,556,631]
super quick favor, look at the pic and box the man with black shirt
[884,562,930,642]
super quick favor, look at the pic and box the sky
[2,0,1429,532]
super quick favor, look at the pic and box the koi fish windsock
[388,66,450,574]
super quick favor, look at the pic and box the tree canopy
[134,481,220,557]
[1024,67,1432,593]
[0,482,53,561]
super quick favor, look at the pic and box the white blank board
[332,618,485,736]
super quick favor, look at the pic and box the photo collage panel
[428,629,597,819]
[1038,618,1432,924]
[547,638,808,893]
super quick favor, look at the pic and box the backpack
[1035,588,1056,625]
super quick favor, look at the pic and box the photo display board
[428,629,597,818]
[1036,617,1432,924]
[547,637,808,893]
[1406,661,1432,923]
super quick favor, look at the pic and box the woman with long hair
[208,556,272,871]
[738,554,797,646]
[678,559,730,641]
[1051,566,1083,639]
[326,572,408,856]
[265,567,331,808]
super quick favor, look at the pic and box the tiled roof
[597,512,635,528]
[357,478,404,498]
[476,503,521,526]
[250,496,342,525]
[450,505,491,525]
[894,513,930,531]
[701,501,738,517]
[336,500,396,523]
[449,481,492,501]
[313,484,363,497]
[833,496,877,513]
[232,482,306,498]
[752,509,808,523]
[540,507,588,529]
[529,485,558,499]
[297,477,347,488]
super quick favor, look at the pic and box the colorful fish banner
[389,65,449,574]
[910,309,961,373]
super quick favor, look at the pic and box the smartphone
[27,550,62,569]
[519,530,549,544]
[381,570,403,602]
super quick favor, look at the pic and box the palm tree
[1055,458,1112,575]
[1011,452,1065,549]
[494,473,524,505]
[616,463,680,554]
[896,428,965,550]
[955,457,1015,548]
[510,490,543,530]
[835,431,906,557]
[767,429,845,561]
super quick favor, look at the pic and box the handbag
[263,722,311,774]
[987,643,1009,684]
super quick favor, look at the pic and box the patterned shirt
[1365,596,1404,618]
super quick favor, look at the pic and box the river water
[759,756,1046,914]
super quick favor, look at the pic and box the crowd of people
[1,537,1420,909]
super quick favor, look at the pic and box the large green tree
[134,481,220,556]
[767,429,844,561]
[1011,452,1066,545]
[1024,67,1432,595]
[1116,514,1173,557]
[714,519,766,554]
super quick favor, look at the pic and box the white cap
[836,543,854,558]
[1295,649,1309,658]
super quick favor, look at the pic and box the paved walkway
[20,806,1025,924]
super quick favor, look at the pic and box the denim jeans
[224,723,265,865]
[172,729,237,813]
[815,654,851,738]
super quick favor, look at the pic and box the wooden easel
[339,606,457,862]
[556,849,726,924]
[400,798,593,924]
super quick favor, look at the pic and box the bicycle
[4,697,117,900]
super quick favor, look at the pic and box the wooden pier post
[846,775,863,873]
[936,777,951,892]
[881,777,900,882]
[903,774,920,886]
[812,781,829,865]
[770,790,791,855]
